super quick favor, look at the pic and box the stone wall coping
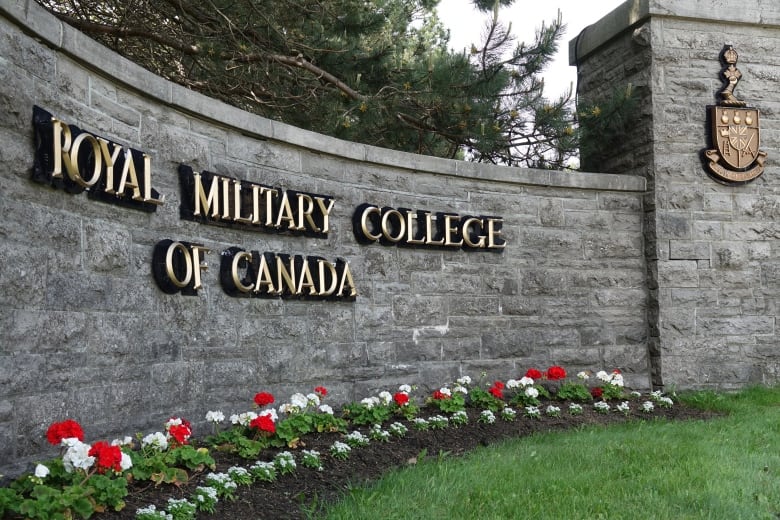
[2,0,645,193]
[569,0,780,66]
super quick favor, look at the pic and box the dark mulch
[94,403,717,520]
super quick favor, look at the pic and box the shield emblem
[712,106,761,170]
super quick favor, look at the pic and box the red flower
[89,441,122,473]
[254,392,275,407]
[590,387,603,398]
[489,386,504,399]
[250,414,276,434]
[45,419,85,445]
[493,380,505,390]
[432,390,450,400]
[314,386,328,397]
[524,368,543,379]
[546,366,567,381]
[612,369,621,374]
[165,417,192,446]
[393,392,409,406]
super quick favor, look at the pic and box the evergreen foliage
[36,0,577,168]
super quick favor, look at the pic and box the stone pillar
[571,0,780,389]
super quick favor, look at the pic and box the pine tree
[36,0,576,168]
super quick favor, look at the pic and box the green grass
[319,386,780,520]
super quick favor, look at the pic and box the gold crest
[704,46,767,183]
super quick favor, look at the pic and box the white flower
[141,432,168,452]
[525,406,541,418]
[345,431,370,447]
[545,405,561,417]
[616,401,630,414]
[378,391,393,405]
[231,411,258,426]
[506,379,520,389]
[519,376,534,387]
[110,436,133,447]
[596,370,610,382]
[306,393,321,406]
[577,371,590,381]
[34,464,49,479]
[641,401,655,413]
[568,403,583,415]
[360,396,379,409]
[438,387,452,397]
[650,390,664,400]
[594,401,611,413]
[206,411,225,424]
[524,386,539,399]
[61,437,81,448]
[456,375,472,386]
[610,373,625,387]
[659,396,674,408]
[479,410,496,424]
[290,393,308,410]
[389,422,409,436]
[450,410,469,425]
[630,390,642,398]
[62,440,95,473]
[164,417,182,429]
[453,384,469,395]
[398,384,412,393]
[120,452,133,471]
[318,404,334,415]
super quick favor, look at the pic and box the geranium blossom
[489,383,504,399]
[141,432,168,451]
[398,384,412,393]
[46,419,85,446]
[360,396,380,409]
[249,414,276,434]
[230,411,257,426]
[506,379,520,389]
[318,404,334,415]
[590,387,603,398]
[89,441,123,473]
[290,393,309,410]
[393,392,409,406]
[378,391,393,405]
[314,386,328,397]
[62,439,95,473]
[524,368,542,379]
[545,365,567,380]
[259,408,278,421]
[206,410,225,424]
[34,464,50,479]
[577,371,590,380]
[519,376,535,387]
[254,392,275,407]
[456,375,472,386]
[524,387,539,399]
[110,436,133,447]
[165,417,192,446]
[432,389,450,400]
[306,393,321,406]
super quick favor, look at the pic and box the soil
[96,403,716,520]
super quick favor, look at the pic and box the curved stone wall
[0,0,647,475]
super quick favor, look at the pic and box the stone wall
[571,0,780,389]
[0,0,648,476]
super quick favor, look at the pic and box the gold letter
[193,172,220,218]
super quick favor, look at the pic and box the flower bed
[0,367,705,520]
